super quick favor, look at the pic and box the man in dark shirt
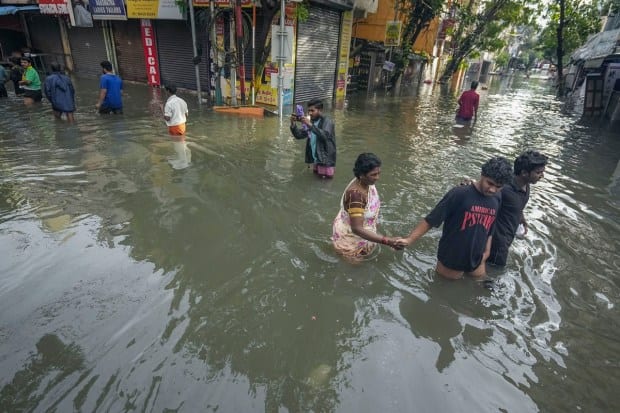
[488,150,548,266]
[456,81,480,122]
[396,157,513,279]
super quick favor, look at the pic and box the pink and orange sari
[331,179,381,258]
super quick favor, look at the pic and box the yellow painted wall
[353,1,440,56]
[353,0,399,42]
[412,18,440,56]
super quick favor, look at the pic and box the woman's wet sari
[331,179,381,258]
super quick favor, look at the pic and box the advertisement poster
[88,0,127,20]
[126,0,184,20]
[256,3,296,107]
[385,21,402,47]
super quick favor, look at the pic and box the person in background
[9,57,24,96]
[96,60,123,114]
[290,98,336,178]
[456,80,480,123]
[44,63,76,122]
[18,57,42,104]
[162,83,190,169]
[0,64,8,97]
[487,150,548,266]
[395,157,513,279]
[332,153,402,259]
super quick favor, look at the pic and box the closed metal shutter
[68,22,107,78]
[155,21,210,91]
[294,6,341,105]
[26,14,64,68]
[112,20,146,82]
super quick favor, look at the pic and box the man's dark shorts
[487,243,509,266]
[99,106,123,114]
[23,89,42,102]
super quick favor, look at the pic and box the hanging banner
[193,0,252,7]
[87,0,127,20]
[385,21,402,47]
[126,0,184,20]
[336,10,352,99]
[141,19,161,85]
[39,0,76,26]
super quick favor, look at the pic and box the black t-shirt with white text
[425,184,502,272]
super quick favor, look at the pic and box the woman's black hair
[353,153,382,178]
[480,156,513,185]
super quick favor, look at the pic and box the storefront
[155,20,209,91]
[111,19,144,82]
[68,0,126,78]
[25,12,63,69]
[68,22,108,78]
[294,1,351,104]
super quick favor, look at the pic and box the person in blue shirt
[96,60,123,114]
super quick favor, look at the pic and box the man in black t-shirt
[396,157,513,279]
[488,150,548,266]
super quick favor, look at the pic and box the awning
[571,29,620,62]
[0,5,39,16]
[584,57,605,69]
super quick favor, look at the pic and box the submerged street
[0,76,619,412]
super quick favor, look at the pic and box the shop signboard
[384,20,402,47]
[88,0,127,20]
[140,19,160,85]
[39,0,76,25]
[336,10,352,98]
[126,0,184,20]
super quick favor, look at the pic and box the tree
[400,0,446,47]
[536,0,604,95]
[439,0,529,83]
[384,0,446,89]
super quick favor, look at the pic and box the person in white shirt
[162,84,190,168]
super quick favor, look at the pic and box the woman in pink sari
[332,153,402,258]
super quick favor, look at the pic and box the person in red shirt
[456,81,480,123]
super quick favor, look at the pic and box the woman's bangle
[381,236,389,245]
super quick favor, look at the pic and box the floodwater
[0,75,618,412]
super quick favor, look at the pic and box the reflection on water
[0,77,619,412]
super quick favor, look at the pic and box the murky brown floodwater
[1,75,619,412]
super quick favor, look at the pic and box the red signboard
[141,19,161,86]
[39,0,71,15]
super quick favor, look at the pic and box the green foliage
[495,51,510,68]
[294,3,309,22]
[440,0,529,81]
[536,0,603,65]
[175,0,187,15]
[399,0,446,47]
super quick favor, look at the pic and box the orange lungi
[168,124,186,141]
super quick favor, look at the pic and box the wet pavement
[0,75,619,412]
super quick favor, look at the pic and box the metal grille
[155,21,210,91]
[68,22,107,78]
[112,20,146,83]
[294,6,341,105]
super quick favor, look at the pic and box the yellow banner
[126,0,184,20]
